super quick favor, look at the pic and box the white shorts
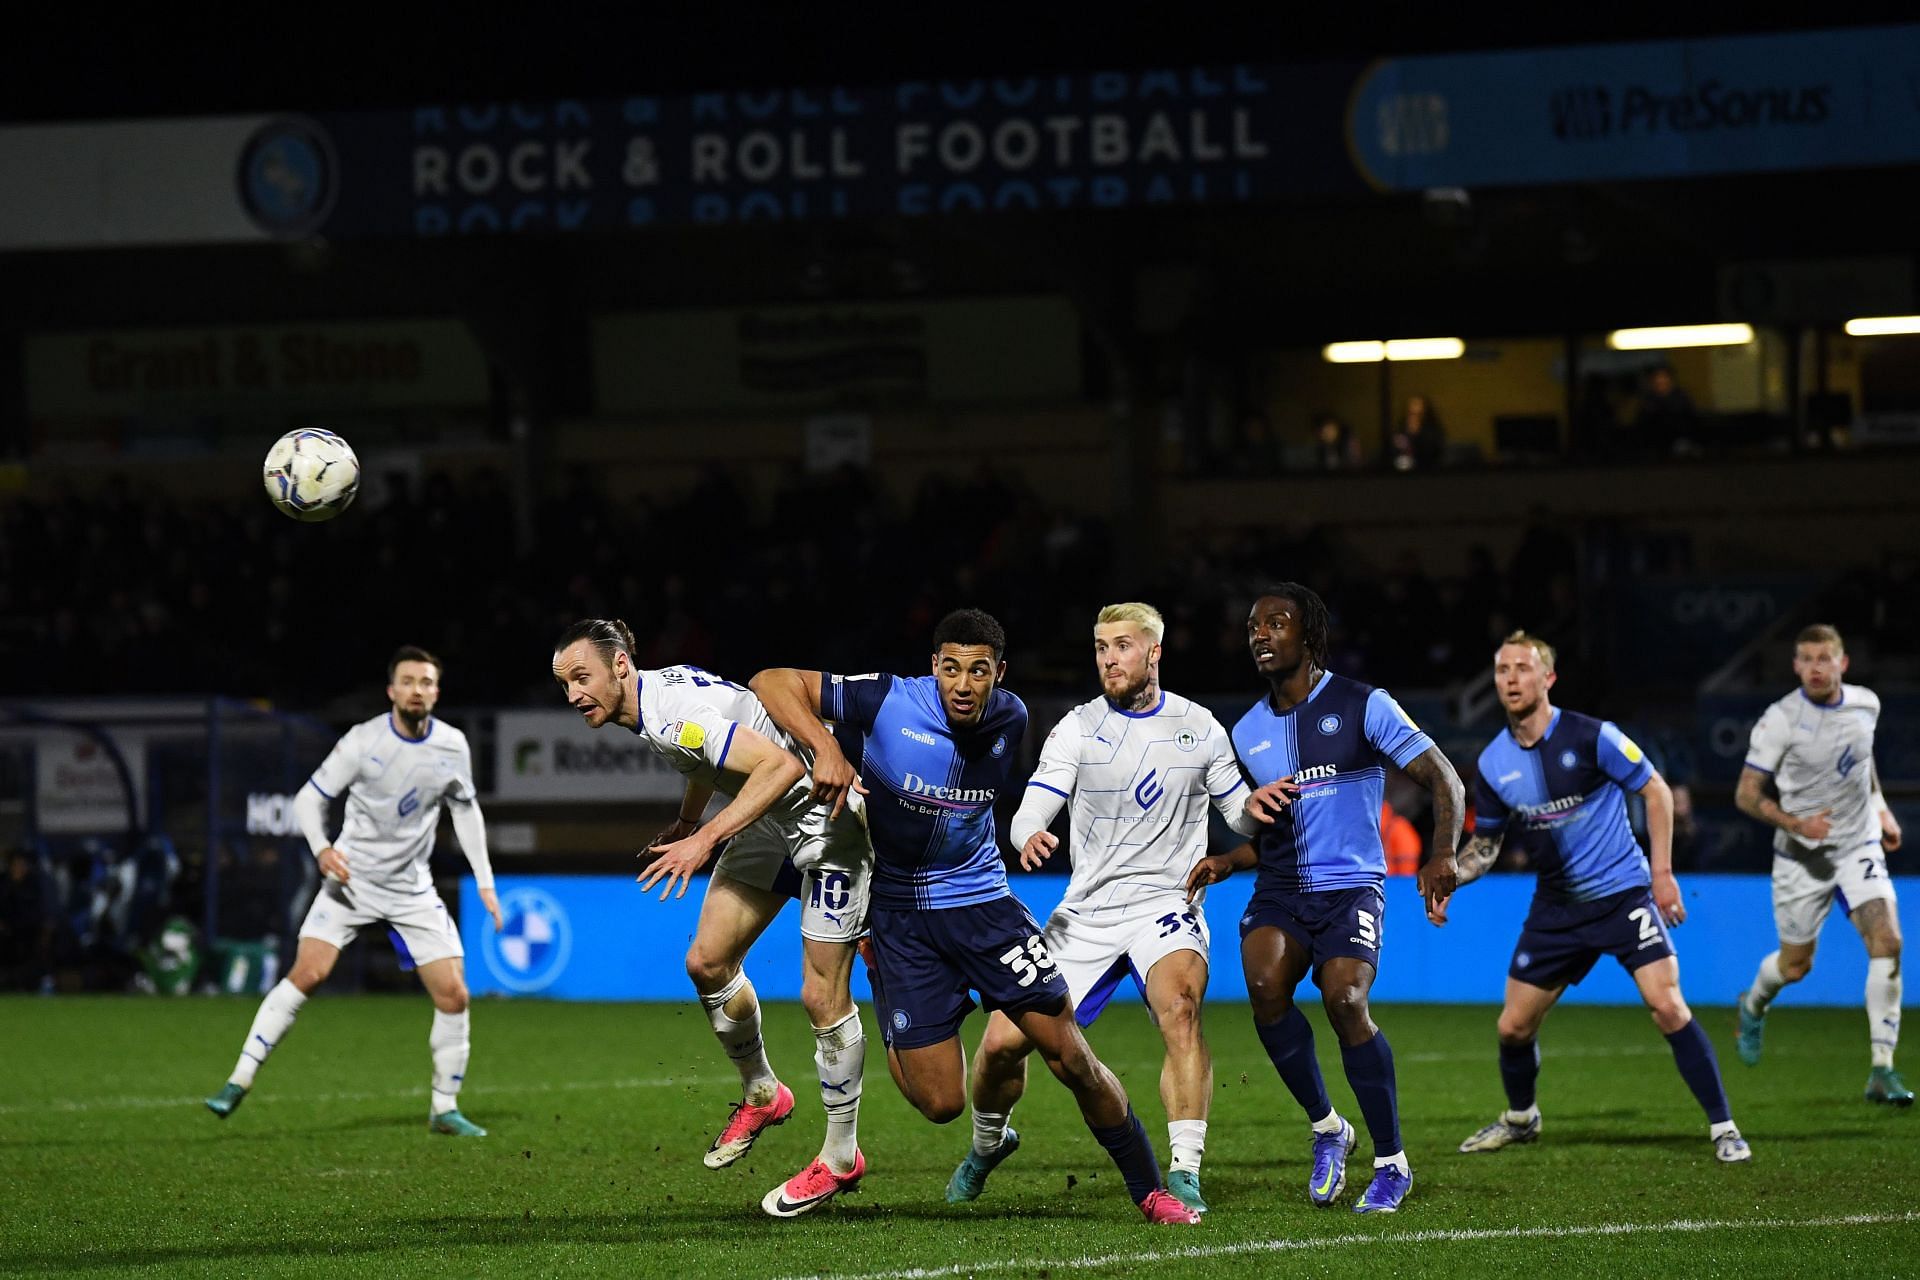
[1772,840,1897,945]
[298,880,465,967]
[1042,893,1210,1025]
[711,804,872,944]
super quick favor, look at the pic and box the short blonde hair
[1796,623,1844,654]
[1096,602,1165,644]
[1499,630,1557,671]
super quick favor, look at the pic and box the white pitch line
[773,1210,1920,1280]
[0,1073,733,1116]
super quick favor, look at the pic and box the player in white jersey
[204,646,501,1135]
[552,619,875,1217]
[1735,624,1908,1104]
[947,603,1258,1216]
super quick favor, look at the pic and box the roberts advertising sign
[493,710,687,803]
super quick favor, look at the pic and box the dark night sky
[6,8,1908,123]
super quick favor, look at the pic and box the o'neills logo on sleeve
[901,773,996,804]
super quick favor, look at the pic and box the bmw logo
[991,735,1007,757]
[1560,750,1578,769]
[482,887,573,994]
[891,1009,910,1032]
[236,116,338,237]
[1318,714,1343,735]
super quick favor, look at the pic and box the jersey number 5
[999,936,1058,988]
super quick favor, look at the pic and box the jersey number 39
[999,936,1058,987]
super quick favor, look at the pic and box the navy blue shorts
[1239,882,1386,980]
[1510,886,1674,989]
[868,897,1068,1050]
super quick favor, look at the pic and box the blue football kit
[821,672,1067,1049]
[1230,671,1435,974]
[1474,707,1674,986]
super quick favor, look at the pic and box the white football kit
[1010,690,1249,1021]
[1745,683,1894,944]
[297,713,490,967]
[632,666,872,942]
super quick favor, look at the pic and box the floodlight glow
[1384,337,1465,361]
[1606,324,1754,350]
[1844,315,1920,337]
[1323,341,1386,363]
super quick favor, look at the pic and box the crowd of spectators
[1,464,1568,708]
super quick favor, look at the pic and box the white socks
[1504,1106,1540,1124]
[1310,1110,1346,1136]
[1868,956,1902,1069]
[430,1009,471,1115]
[814,1010,865,1171]
[1744,951,1789,1015]
[229,979,307,1088]
[1375,1150,1410,1173]
[972,1108,1010,1156]
[700,971,779,1105]
[1168,1119,1207,1174]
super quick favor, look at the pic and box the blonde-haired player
[947,602,1257,1215]
[1735,624,1907,1104]
[204,645,501,1136]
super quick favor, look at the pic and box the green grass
[1,995,1915,1278]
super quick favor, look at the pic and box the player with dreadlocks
[1186,584,1463,1213]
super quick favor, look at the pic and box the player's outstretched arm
[642,780,717,870]
[1404,746,1465,925]
[1638,770,1684,925]
[639,728,807,900]
[1186,842,1257,902]
[749,667,857,818]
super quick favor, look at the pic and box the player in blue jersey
[751,609,1202,1225]
[1450,632,1751,1163]
[1185,584,1463,1214]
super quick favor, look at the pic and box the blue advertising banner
[464,872,1916,1008]
[1348,24,1920,191]
[283,62,1362,239]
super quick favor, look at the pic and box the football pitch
[2,997,1914,1278]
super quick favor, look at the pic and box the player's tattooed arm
[1455,833,1502,886]
[1736,766,1832,841]
[1402,746,1465,924]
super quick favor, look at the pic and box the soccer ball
[262,429,360,522]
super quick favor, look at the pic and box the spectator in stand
[1235,409,1283,475]
[1634,366,1701,458]
[1312,413,1363,471]
[1388,395,1447,472]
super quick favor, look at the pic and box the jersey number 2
[1627,907,1660,944]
